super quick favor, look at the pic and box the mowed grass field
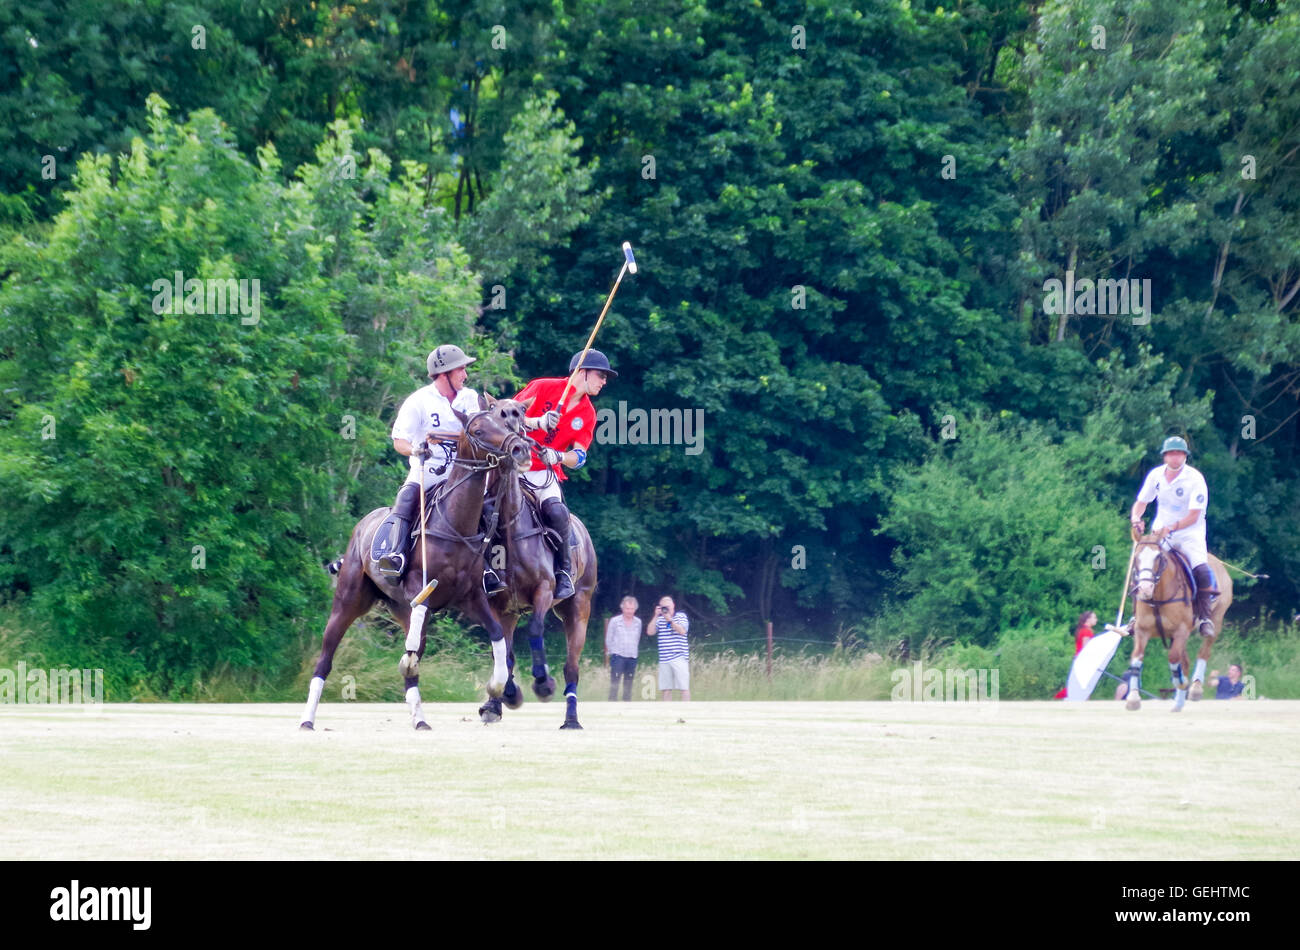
[2,699,1297,860]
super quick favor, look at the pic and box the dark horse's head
[453,394,534,471]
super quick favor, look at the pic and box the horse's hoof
[299,722,314,731]
[502,682,524,710]
[559,720,583,730]
[1126,697,1142,711]
[533,676,556,701]
[414,720,432,731]
[1189,681,1203,701]
[479,702,503,723]
[398,652,419,678]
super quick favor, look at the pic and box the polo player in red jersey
[514,349,615,600]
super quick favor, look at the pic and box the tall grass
[579,647,898,701]
[3,600,1298,703]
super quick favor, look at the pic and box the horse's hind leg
[557,595,591,730]
[301,560,377,730]
[390,599,432,731]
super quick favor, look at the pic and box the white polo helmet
[427,344,476,377]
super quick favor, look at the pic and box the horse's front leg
[1125,628,1148,711]
[501,612,524,710]
[1190,633,1216,701]
[480,611,521,723]
[1169,631,1190,712]
[462,590,509,698]
[524,592,557,701]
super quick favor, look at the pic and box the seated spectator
[1209,663,1246,700]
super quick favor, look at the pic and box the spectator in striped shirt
[604,596,643,701]
[646,596,690,701]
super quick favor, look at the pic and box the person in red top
[1054,611,1098,699]
[514,349,616,599]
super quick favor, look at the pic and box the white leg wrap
[405,604,428,653]
[490,638,508,690]
[1193,658,1207,683]
[406,685,425,725]
[301,675,325,725]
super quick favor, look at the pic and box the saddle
[1167,548,1199,595]
[517,479,577,553]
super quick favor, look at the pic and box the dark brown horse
[1122,534,1232,711]
[300,396,533,730]
[476,399,598,729]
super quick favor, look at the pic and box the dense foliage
[2,0,1297,692]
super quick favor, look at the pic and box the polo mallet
[401,444,438,673]
[1106,538,1140,635]
[556,241,637,411]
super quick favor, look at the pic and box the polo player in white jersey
[1129,435,1219,638]
[371,344,480,577]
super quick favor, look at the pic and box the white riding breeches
[1164,529,1208,570]
[523,468,563,504]
[403,442,457,491]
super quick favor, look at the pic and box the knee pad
[540,498,570,531]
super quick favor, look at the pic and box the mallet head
[622,241,637,274]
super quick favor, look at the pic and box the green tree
[0,97,489,694]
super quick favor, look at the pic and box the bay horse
[1122,533,1232,711]
[299,396,534,730]
[476,398,598,729]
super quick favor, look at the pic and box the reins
[1131,539,1193,647]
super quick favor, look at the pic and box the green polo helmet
[1160,436,1190,455]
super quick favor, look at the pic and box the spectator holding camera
[646,596,690,701]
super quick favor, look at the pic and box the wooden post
[766,620,773,680]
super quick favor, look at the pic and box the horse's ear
[520,396,535,412]
[453,407,469,426]
[479,392,491,411]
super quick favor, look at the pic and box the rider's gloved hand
[538,447,562,467]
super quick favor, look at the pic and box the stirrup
[1197,617,1216,637]
[377,552,406,577]
[554,570,574,600]
[484,568,507,595]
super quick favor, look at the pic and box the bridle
[1131,538,1192,646]
[420,409,531,554]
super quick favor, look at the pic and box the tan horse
[1123,533,1232,711]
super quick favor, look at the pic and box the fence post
[766,620,773,681]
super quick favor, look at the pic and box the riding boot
[1192,563,1219,637]
[479,495,507,594]
[540,498,575,600]
[374,482,421,577]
